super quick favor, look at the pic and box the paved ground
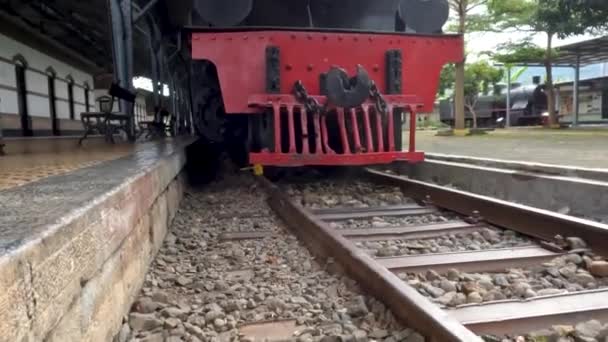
[415,128,608,169]
[0,143,133,190]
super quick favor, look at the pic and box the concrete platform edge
[0,138,194,342]
[426,153,608,182]
[394,159,608,222]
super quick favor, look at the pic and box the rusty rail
[365,168,608,257]
[258,177,482,342]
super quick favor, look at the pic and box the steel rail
[258,177,482,342]
[365,169,608,257]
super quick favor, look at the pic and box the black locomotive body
[440,84,548,127]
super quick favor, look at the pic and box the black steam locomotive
[440,82,549,127]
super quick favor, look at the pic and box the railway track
[120,168,608,342]
[264,168,608,342]
[121,174,425,342]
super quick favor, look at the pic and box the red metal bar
[387,104,395,152]
[273,103,281,153]
[362,105,374,153]
[287,105,296,153]
[301,108,309,154]
[249,151,425,166]
[409,106,416,153]
[249,97,425,166]
[314,112,322,154]
[375,108,384,152]
[248,94,421,109]
[337,108,351,154]
[321,115,334,154]
[350,108,362,153]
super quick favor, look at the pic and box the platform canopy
[494,35,608,68]
[0,0,192,78]
[552,36,608,66]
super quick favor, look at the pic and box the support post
[506,67,511,128]
[409,107,416,153]
[573,54,581,127]
[109,0,135,140]
[555,85,560,120]
[146,17,161,121]
[0,97,4,155]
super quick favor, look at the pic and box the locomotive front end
[189,0,463,167]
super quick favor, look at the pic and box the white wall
[0,32,95,130]
[0,88,18,114]
[0,59,15,86]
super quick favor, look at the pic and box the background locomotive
[187,0,463,167]
[440,79,549,127]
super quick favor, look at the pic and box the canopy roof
[553,36,608,66]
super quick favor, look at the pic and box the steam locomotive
[188,0,463,166]
[440,82,549,127]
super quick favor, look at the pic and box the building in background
[555,77,608,123]
[0,32,95,137]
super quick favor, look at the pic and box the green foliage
[438,61,503,99]
[447,0,495,33]
[438,64,456,97]
[464,61,504,100]
[510,66,529,83]
[492,41,549,64]
[488,0,608,37]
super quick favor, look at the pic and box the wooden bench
[137,107,174,140]
[79,84,136,145]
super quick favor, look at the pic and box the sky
[466,31,596,59]
[453,8,606,84]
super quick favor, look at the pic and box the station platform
[0,137,195,341]
[0,142,134,191]
[416,128,608,169]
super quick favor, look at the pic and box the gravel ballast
[401,254,608,308]
[118,175,424,342]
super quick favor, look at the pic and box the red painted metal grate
[248,94,424,166]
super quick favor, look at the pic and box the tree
[438,63,455,99]
[447,0,492,130]
[463,61,504,128]
[488,0,608,126]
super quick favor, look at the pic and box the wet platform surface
[416,128,608,169]
[0,144,134,190]
[0,137,194,255]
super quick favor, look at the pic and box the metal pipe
[168,32,182,61]
[573,54,581,127]
[133,0,160,23]
[145,16,161,114]
[109,0,135,140]
[506,67,511,128]
[109,0,127,101]
[121,0,135,139]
